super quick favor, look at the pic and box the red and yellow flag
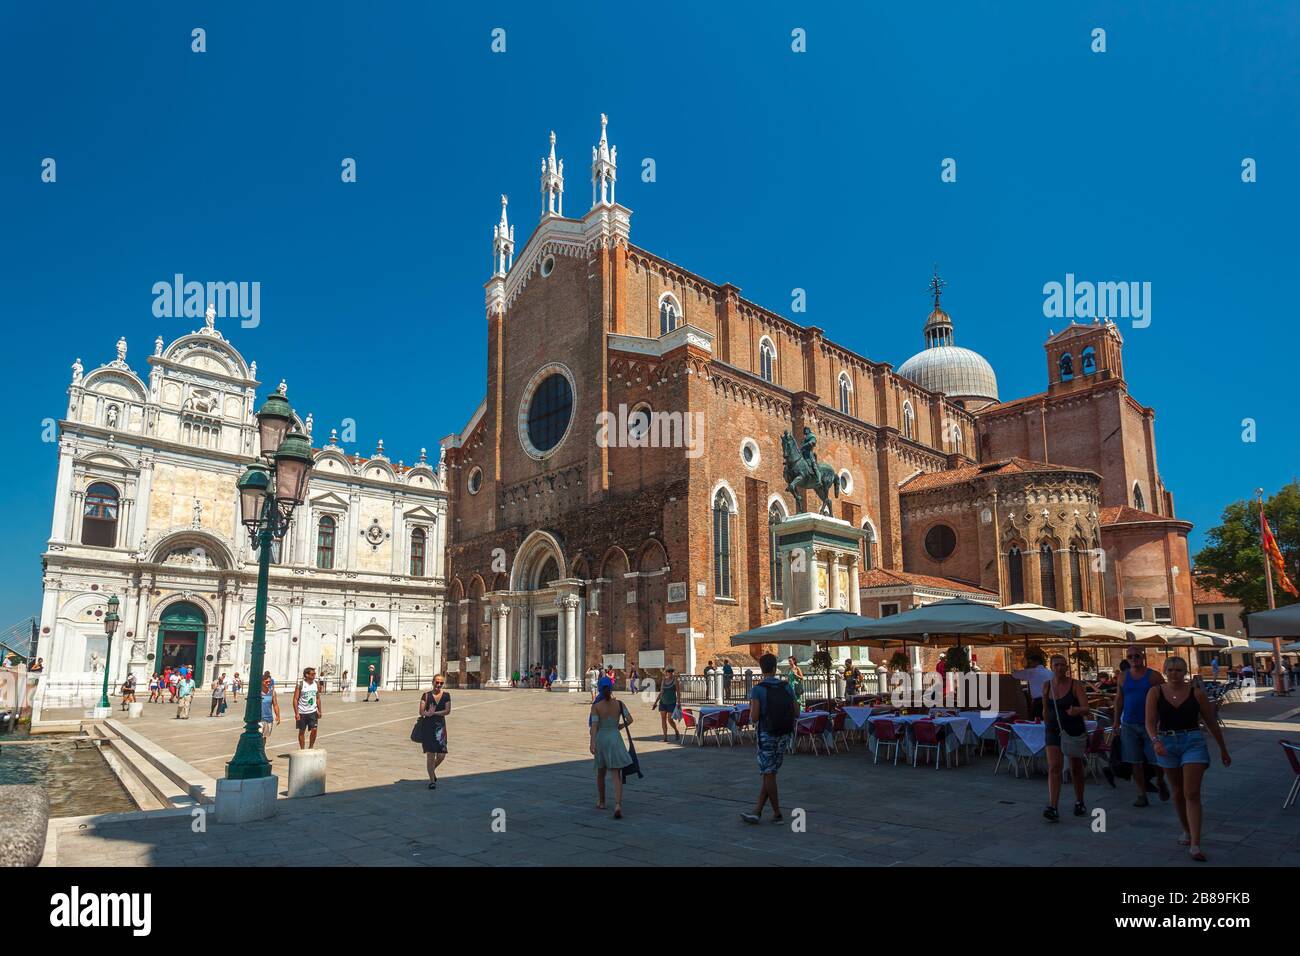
[1262,513,1299,598]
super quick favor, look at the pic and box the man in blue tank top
[1113,645,1169,807]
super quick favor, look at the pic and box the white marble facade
[39,314,448,697]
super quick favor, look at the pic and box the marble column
[848,558,861,614]
[828,554,841,610]
[805,546,818,614]
[558,594,580,688]
[487,608,500,685]
[49,447,74,542]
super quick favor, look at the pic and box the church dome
[896,273,999,405]
[897,346,999,403]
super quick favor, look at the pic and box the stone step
[101,719,218,805]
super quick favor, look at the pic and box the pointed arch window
[713,490,734,598]
[1008,546,1025,604]
[862,521,876,571]
[768,502,786,601]
[659,295,680,336]
[1133,482,1145,511]
[316,515,336,569]
[410,527,427,577]
[902,401,915,440]
[838,373,852,415]
[1039,542,1058,609]
[1069,544,1085,611]
[759,338,775,383]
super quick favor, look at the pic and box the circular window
[740,438,760,469]
[540,255,555,278]
[518,364,576,459]
[838,470,854,495]
[924,524,957,562]
[468,467,483,495]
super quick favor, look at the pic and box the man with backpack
[741,653,797,825]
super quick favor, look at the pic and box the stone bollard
[287,749,327,798]
[127,702,144,719]
[0,785,49,866]
[215,776,278,824]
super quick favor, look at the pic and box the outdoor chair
[993,722,1029,778]
[829,710,851,753]
[795,713,830,755]
[869,717,902,765]
[699,709,734,747]
[1083,724,1109,784]
[1280,740,1300,810]
[732,707,753,744]
[680,709,700,744]
[910,718,944,769]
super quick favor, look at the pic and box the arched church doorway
[157,602,208,684]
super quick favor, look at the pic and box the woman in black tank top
[1143,656,1230,862]
[1042,654,1090,823]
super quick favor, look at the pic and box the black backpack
[761,681,796,736]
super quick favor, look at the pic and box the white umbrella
[1247,603,1300,638]
[729,608,882,647]
[1002,604,1134,644]
[844,598,1080,644]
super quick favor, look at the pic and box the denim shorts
[756,730,791,775]
[1120,722,1156,764]
[1154,729,1210,769]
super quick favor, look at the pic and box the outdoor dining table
[840,705,895,731]
[960,710,1018,743]
[791,710,837,752]
[868,713,972,758]
[1009,720,1100,758]
[694,704,747,740]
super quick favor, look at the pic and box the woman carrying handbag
[412,675,451,789]
[1043,654,1090,822]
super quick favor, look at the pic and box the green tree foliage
[1194,482,1300,618]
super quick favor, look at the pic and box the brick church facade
[439,115,1191,688]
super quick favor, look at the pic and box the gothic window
[759,338,775,383]
[535,556,559,590]
[838,373,852,415]
[862,520,876,571]
[81,482,120,547]
[950,422,963,453]
[769,502,786,602]
[1059,352,1074,381]
[316,515,336,569]
[902,401,915,440]
[1069,544,1085,611]
[410,527,426,577]
[628,403,652,442]
[659,295,680,336]
[1133,482,1145,511]
[1039,542,1058,609]
[1081,346,1097,375]
[713,489,734,598]
[1008,546,1025,604]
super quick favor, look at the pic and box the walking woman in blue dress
[590,676,634,819]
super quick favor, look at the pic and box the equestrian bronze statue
[780,427,840,516]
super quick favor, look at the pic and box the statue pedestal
[773,513,866,618]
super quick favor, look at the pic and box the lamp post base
[214,775,278,824]
[225,728,273,780]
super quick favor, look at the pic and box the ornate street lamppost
[98,594,120,710]
[226,392,313,780]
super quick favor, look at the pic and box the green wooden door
[156,602,208,685]
[357,650,382,687]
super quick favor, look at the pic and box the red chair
[732,707,753,744]
[911,719,944,769]
[699,709,734,747]
[830,711,851,753]
[681,709,699,744]
[795,713,830,754]
[870,718,902,765]
[993,722,1029,777]
[1281,740,1300,809]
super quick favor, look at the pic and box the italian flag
[1262,513,1299,597]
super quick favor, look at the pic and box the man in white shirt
[292,667,323,749]
[1011,654,1053,719]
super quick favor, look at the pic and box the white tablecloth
[869,714,970,754]
[959,711,1017,741]
[841,705,891,730]
[1010,720,1099,756]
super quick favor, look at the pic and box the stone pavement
[48,687,1300,867]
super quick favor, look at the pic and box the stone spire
[591,113,617,208]
[540,130,564,217]
[493,194,515,276]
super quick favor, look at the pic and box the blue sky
[2,1,1296,618]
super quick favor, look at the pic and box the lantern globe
[255,393,294,458]
[237,464,271,529]
[273,431,314,511]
